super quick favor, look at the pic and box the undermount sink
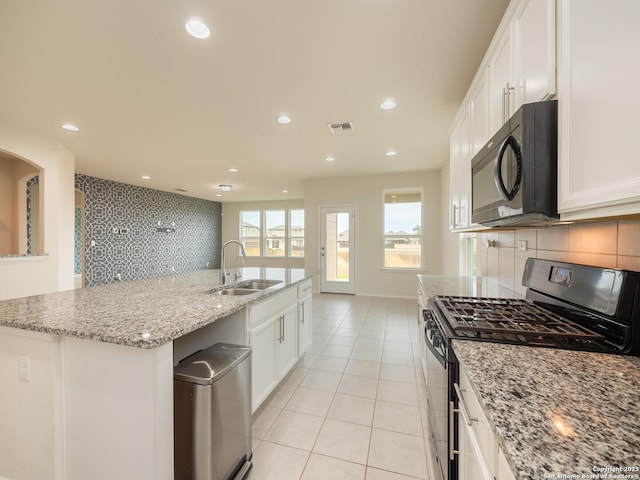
[214,288,260,296]
[236,279,283,290]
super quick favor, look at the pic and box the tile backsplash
[475,219,640,296]
[75,174,221,286]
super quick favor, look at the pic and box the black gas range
[423,258,640,480]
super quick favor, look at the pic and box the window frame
[239,210,262,257]
[239,208,305,258]
[382,188,423,271]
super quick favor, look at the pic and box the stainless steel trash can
[174,343,252,480]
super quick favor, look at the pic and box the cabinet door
[498,447,517,480]
[513,0,556,107]
[458,414,493,480]
[450,108,472,230]
[558,0,640,219]
[470,69,489,158]
[249,317,279,412]
[488,30,513,137]
[298,295,312,355]
[278,304,298,378]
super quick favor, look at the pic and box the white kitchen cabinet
[450,107,472,231]
[470,69,490,158]
[456,366,496,480]
[297,280,313,354]
[557,0,640,220]
[486,0,556,138]
[247,287,299,411]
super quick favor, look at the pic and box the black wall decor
[75,174,221,286]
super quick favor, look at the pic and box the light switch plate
[518,240,528,252]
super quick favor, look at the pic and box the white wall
[0,127,75,300]
[303,171,442,298]
[222,199,305,269]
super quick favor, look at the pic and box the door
[319,206,355,294]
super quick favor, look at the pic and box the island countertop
[0,267,314,348]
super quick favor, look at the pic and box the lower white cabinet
[457,364,517,480]
[247,287,301,412]
[297,280,313,354]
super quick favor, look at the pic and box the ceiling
[0,0,509,202]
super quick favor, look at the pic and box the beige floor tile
[313,418,372,464]
[246,441,310,480]
[382,340,412,353]
[381,350,414,367]
[266,383,297,409]
[345,359,381,379]
[355,338,385,349]
[365,466,422,480]
[376,380,419,406]
[351,346,383,363]
[327,335,359,347]
[301,453,366,480]
[285,366,309,386]
[373,401,423,437]
[368,429,428,479]
[385,332,412,343]
[379,364,416,384]
[299,353,319,369]
[264,409,324,451]
[337,374,379,399]
[284,386,335,417]
[312,354,350,372]
[321,344,355,358]
[300,370,343,392]
[252,405,281,439]
[327,393,376,426]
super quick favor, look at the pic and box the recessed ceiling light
[228,168,238,173]
[216,194,223,197]
[276,115,292,124]
[380,99,397,110]
[185,19,210,39]
[325,156,335,162]
[61,123,79,132]
[141,175,151,180]
[385,150,397,157]
[219,184,232,192]
[282,190,289,193]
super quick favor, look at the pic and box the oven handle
[453,383,477,426]
[449,401,459,461]
[424,325,446,368]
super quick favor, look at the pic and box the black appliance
[471,100,558,227]
[423,258,640,480]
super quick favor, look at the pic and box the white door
[319,206,355,294]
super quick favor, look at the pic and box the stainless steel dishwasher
[174,343,252,480]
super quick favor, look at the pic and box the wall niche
[0,151,44,256]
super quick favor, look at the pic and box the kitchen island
[0,267,315,480]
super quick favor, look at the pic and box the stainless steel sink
[213,288,260,296]
[236,279,283,290]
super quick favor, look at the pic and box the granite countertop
[453,340,640,480]
[0,267,314,349]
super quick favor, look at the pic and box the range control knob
[432,333,442,348]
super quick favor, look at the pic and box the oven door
[424,311,457,480]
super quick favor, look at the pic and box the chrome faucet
[221,240,247,285]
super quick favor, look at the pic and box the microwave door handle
[494,135,523,201]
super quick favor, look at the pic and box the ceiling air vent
[175,188,188,193]
[328,122,353,134]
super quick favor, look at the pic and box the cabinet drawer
[459,368,496,473]
[247,288,297,326]
[297,280,312,298]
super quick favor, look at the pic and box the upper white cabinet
[487,0,557,136]
[450,0,556,232]
[450,107,473,231]
[557,0,640,220]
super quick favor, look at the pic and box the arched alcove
[0,150,44,256]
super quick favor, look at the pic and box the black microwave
[471,100,559,227]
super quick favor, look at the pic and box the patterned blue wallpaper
[74,207,82,275]
[75,174,221,286]
[26,175,39,254]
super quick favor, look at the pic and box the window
[289,209,305,257]
[383,190,422,269]
[239,208,305,257]
[240,211,261,256]
[265,210,285,257]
